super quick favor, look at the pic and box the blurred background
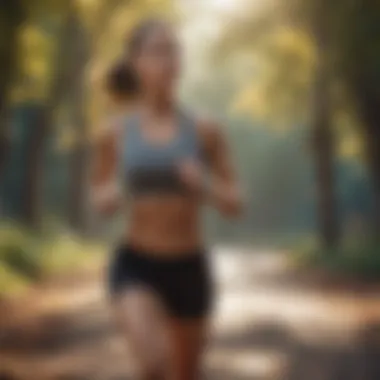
[1,0,380,379]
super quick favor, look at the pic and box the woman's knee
[131,320,171,379]
[112,290,171,378]
[137,364,166,380]
[136,345,170,380]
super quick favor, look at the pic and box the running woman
[92,18,243,380]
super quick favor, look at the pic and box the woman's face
[132,24,180,96]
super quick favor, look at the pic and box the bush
[0,264,30,296]
[294,240,380,280]
[41,234,104,275]
[0,223,106,297]
[0,225,43,281]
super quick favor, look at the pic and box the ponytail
[105,60,138,99]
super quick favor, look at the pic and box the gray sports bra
[120,109,202,196]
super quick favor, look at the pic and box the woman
[92,19,243,380]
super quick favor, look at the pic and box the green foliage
[41,234,105,275]
[215,5,316,127]
[213,0,376,160]
[294,241,380,280]
[0,223,105,296]
[0,224,43,281]
[231,27,316,127]
[0,265,30,297]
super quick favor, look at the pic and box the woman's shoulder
[192,111,225,145]
[98,112,132,140]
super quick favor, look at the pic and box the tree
[21,1,76,227]
[215,0,341,247]
[289,0,380,239]
[339,1,380,238]
[0,1,25,178]
[65,0,90,232]
[310,0,339,247]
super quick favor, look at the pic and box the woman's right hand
[178,158,205,196]
[91,183,122,216]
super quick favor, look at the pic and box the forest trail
[1,247,380,380]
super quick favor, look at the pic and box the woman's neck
[110,99,131,116]
[139,91,175,117]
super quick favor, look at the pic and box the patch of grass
[293,240,380,280]
[41,234,105,275]
[0,224,43,281]
[0,264,31,296]
[0,223,105,297]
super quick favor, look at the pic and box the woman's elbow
[220,194,244,219]
[90,183,122,217]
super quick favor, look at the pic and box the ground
[1,247,380,379]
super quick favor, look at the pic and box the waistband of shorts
[114,242,207,269]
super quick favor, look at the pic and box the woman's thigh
[112,286,170,378]
[168,317,210,380]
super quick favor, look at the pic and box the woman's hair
[105,61,138,99]
[105,18,166,99]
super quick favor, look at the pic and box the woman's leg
[112,287,171,380]
[168,318,209,380]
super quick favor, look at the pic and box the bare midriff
[124,194,203,257]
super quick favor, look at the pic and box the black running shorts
[108,244,213,319]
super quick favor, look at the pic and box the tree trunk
[340,0,380,239]
[366,128,380,238]
[22,108,47,225]
[0,2,24,178]
[67,94,89,233]
[68,126,89,233]
[21,4,74,228]
[67,0,125,233]
[311,0,340,249]
[67,15,90,232]
[351,78,380,238]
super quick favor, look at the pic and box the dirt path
[1,248,380,380]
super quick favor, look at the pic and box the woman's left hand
[178,158,204,195]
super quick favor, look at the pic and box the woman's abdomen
[126,196,202,255]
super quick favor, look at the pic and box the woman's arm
[180,119,244,218]
[201,120,243,218]
[91,123,121,216]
